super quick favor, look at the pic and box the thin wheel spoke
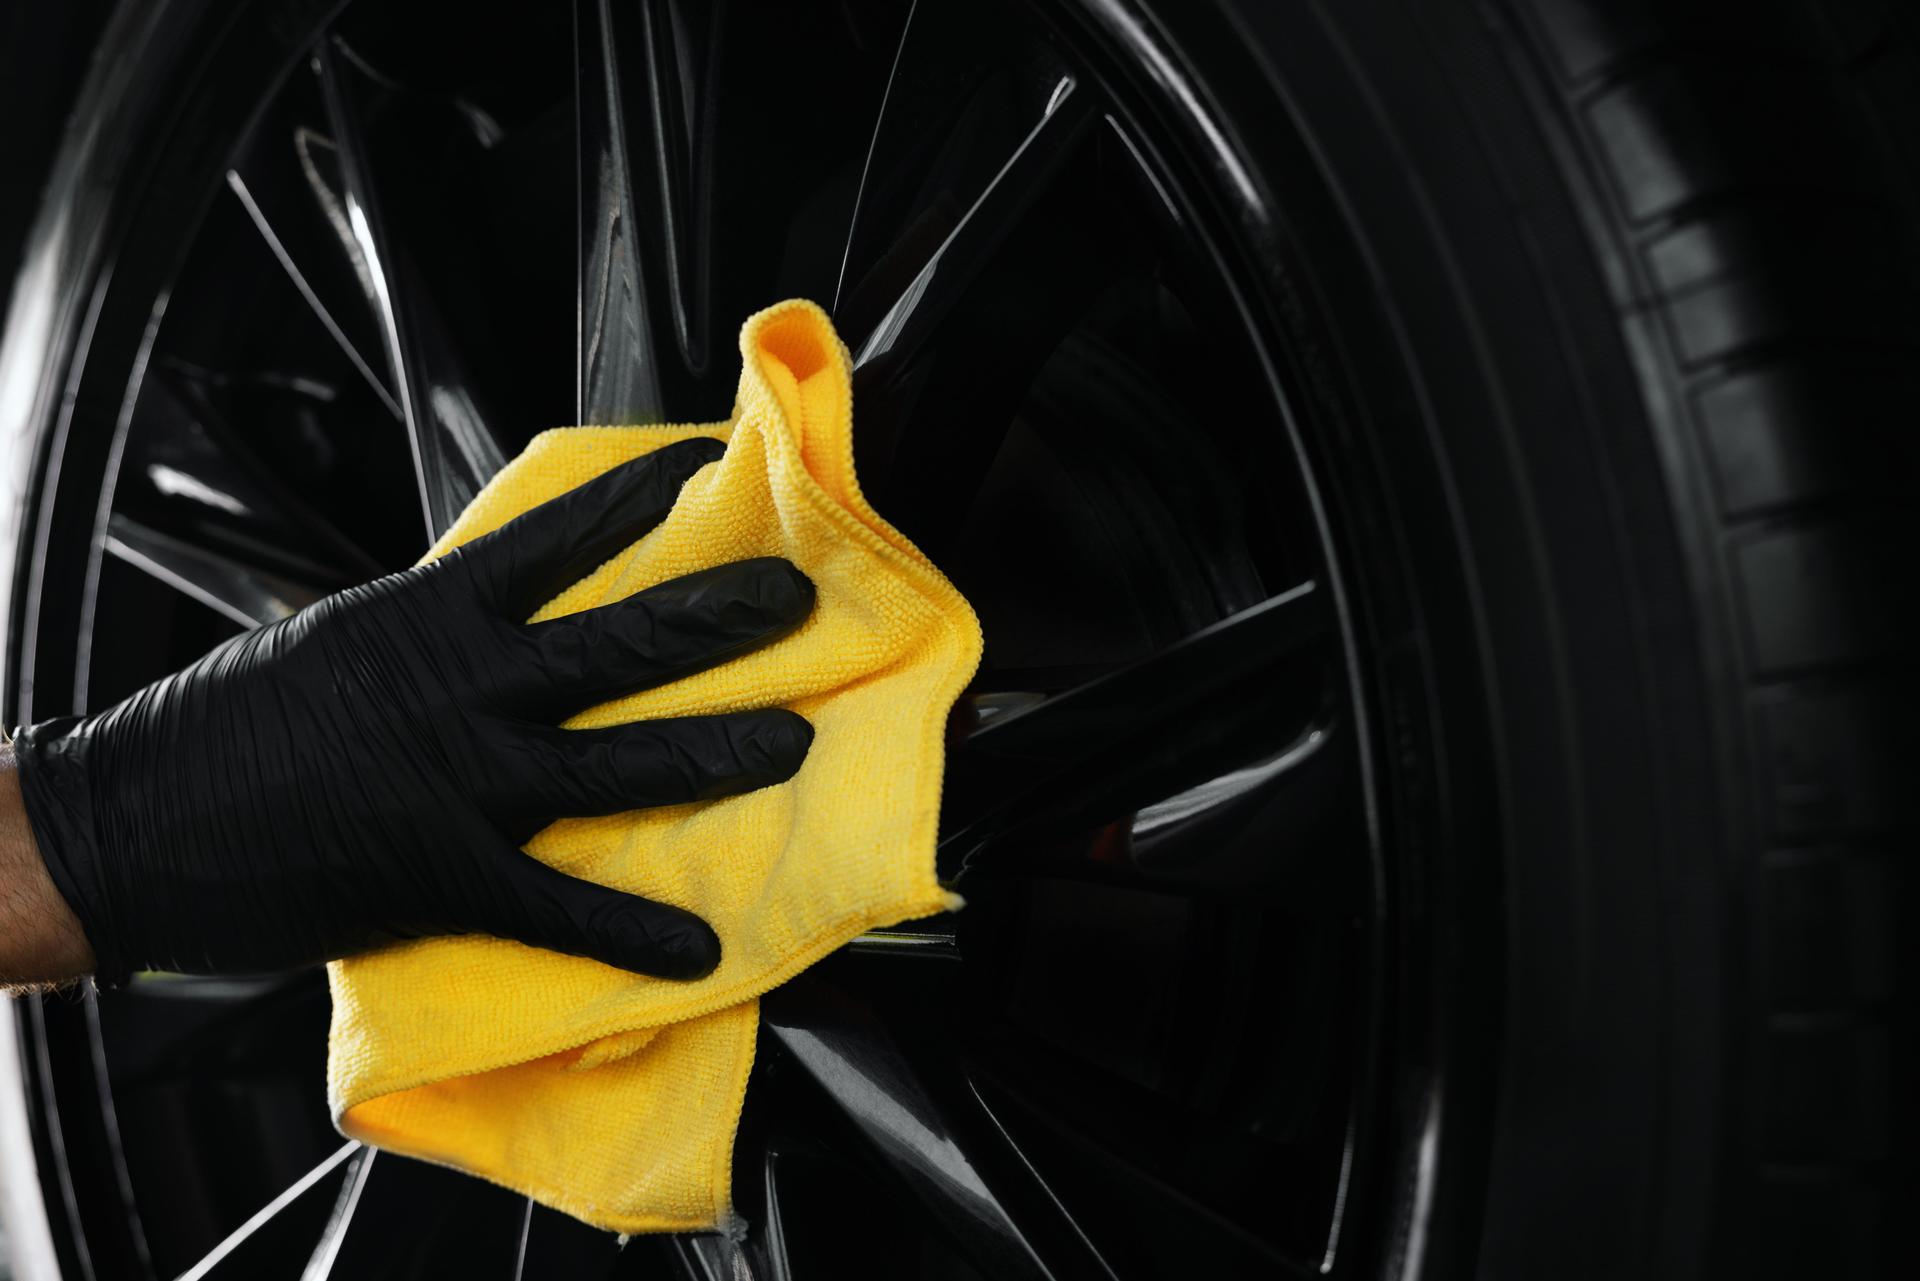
[577,0,910,428]
[226,169,401,421]
[832,25,1103,553]
[104,515,325,630]
[87,973,335,1274]
[846,79,1096,378]
[761,979,1054,1280]
[315,40,505,538]
[174,1142,361,1281]
[755,1149,796,1281]
[299,1148,376,1281]
[222,74,403,420]
[513,1200,620,1276]
[667,1235,760,1281]
[968,1066,1321,1279]
[964,1080,1120,1281]
[834,0,1079,335]
[300,1144,529,1274]
[510,1198,532,1280]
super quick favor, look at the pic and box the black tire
[1196,0,1919,1273]
[2,1,1914,1278]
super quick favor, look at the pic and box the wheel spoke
[227,167,400,421]
[299,1147,376,1281]
[941,582,1349,888]
[844,78,1096,379]
[512,1199,532,1279]
[575,0,671,427]
[963,1080,1120,1280]
[173,1141,362,1281]
[956,582,1324,769]
[89,973,338,1275]
[761,979,1055,1280]
[224,72,405,425]
[664,1234,761,1281]
[753,1148,796,1281]
[575,0,743,423]
[834,0,1083,338]
[315,39,506,538]
[832,7,1103,553]
[124,369,383,585]
[965,1067,1321,1279]
[513,1200,622,1278]
[103,515,325,630]
[576,0,891,425]
[295,1145,530,1275]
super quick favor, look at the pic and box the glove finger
[468,847,722,979]
[485,710,813,833]
[463,437,726,619]
[507,558,813,717]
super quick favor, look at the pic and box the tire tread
[1512,0,1920,1272]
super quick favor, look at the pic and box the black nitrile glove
[10,436,812,983]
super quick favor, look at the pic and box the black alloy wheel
[4,1,1918,1280]
[3,1,1393,1276]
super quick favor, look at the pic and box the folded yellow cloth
[324,300,982,1233]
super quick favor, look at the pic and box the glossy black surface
[763,980,1054,1279]
[940,580,1340,885]
[5,0,1413,1277]
[314,38,508,535]
[575,0,907,428]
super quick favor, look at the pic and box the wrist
[0,736,97,987]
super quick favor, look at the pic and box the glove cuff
[10,718,132,988]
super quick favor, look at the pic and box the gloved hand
[9,436,812,982]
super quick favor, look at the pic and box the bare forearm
[0,741,94,990]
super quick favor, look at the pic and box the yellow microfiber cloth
[324,299,982,1233]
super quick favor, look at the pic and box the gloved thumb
[471,847,721,979]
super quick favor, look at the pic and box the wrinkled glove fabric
[326,301,982,1233]
[13,409,819,984]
